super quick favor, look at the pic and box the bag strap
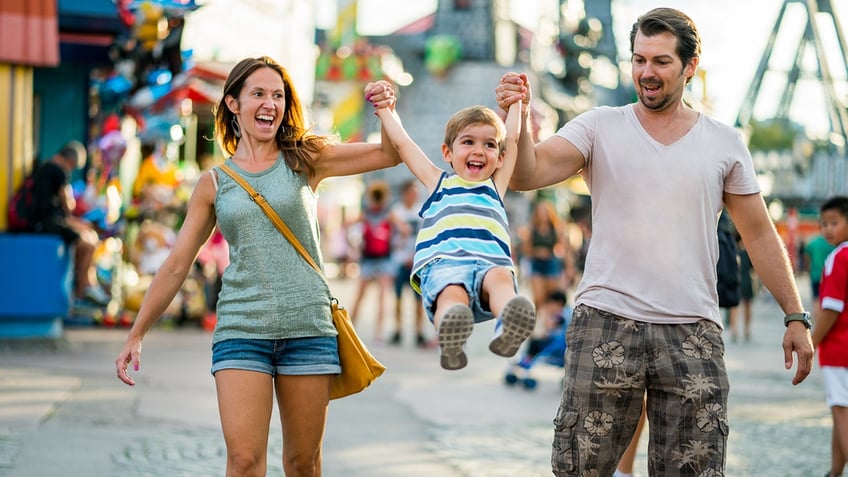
[218,163,321,274]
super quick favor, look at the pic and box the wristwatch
[784,312,812,329]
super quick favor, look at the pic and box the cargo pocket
[551,409,579,475]
[685,404,729,473]
[710,414,730,471]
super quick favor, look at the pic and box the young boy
[812,196,848,477]
[366,83,535,370]
[504,289,571,387]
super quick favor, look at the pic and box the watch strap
[784,312,811,329]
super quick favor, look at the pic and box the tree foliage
[747,119,800,151]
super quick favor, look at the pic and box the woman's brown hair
[213,56,330,176]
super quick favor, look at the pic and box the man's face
[630,30,697,112]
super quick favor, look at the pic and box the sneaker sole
[489,296,536,358]
[438,305,474,370]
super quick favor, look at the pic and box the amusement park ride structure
[735,0,848,153]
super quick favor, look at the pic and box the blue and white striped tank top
[411,172,513,293]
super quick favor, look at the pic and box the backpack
[7,175,35,231]
[362,214,392,258]
[716,213,740,308]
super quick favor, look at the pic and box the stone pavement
[0,276,831,477]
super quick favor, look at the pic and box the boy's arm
[373,107,442,192]
[365,81,441,192]
[492,101,523,195]
[812,256,848,347]
[812,308,840,347]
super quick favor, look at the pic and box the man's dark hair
[629,8,701,82]
[57,141,86,169]
[821,196,848,219]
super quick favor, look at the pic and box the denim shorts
[359,257,396,279]
[530,257,563,277]
[210,336,341,376]
[418,258,516,324]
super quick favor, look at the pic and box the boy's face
[820,209,848,246]
[442,122,504,182]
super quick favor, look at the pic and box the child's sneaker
[437,304,474,370]
[489,296,536,358]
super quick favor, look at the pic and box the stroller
[504,299,571,390]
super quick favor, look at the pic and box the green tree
[747,119,799,151]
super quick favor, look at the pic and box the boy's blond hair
[443,106,507,154]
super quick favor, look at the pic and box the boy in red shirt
[813,195,848,477]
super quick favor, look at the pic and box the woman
[115,56,399,477]
[520,200,573,312]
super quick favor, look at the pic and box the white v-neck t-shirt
[557,104,760,326]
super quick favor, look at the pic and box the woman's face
[230,67,286,142]
[534,203,551,223]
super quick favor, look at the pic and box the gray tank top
[212,157,336,344]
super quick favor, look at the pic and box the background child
[388,179,428,347]
[812,196,848,477]
[349,180,396,343]
[804,231,836,317]
[504,289,571,388]
[367,84,534,370]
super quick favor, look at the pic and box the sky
[339,0,848,139]
[186,0,848,139]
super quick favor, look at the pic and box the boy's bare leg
[434,285,473,370]
[830,406,848,477]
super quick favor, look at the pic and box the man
[26,141,109,305]
[496,7,813,476]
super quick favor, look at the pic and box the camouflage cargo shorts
[552,304,729,477]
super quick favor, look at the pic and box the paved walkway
[0,276,831,476]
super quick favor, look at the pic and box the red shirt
[818,242,848,367]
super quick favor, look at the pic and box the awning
[0,0,59,66]
[150,63,227,111]
[153,78,221,110]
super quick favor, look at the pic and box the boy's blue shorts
[417,258,516,324]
